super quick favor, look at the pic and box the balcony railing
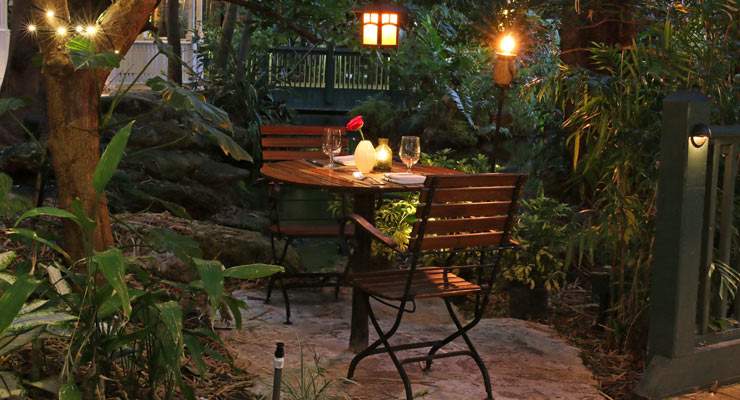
[267,46,391,91]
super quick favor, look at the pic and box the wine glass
[323,128,343,168]
[399,136,421,172]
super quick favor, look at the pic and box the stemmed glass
[322,128,343,168]
[399,136,421,172]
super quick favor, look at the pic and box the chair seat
[269,223,355,237]
[350,267,481,300]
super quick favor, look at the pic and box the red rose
[346,115,364,131]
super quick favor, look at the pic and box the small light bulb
[85,25,97,35]
[27,24,37,33]
[56,26,67,37]
[45,10,55,18]
[75,25,84,33]
[114,50,120,54]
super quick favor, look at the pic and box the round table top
[261,159,461,192]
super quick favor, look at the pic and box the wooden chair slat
[429,173,522,188]
[262,137,324,148]
[425,201,512,218]
[419,232,504,250]
[422,216,509,235]
[261,125,344,135]
[351,268,481,300]
[421,186,517,203]
[263,150,326,161]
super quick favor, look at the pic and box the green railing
[638,92,740,398]
[267,46,391,91]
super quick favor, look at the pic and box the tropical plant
[1,124,283,399]
[501,194,577,291]
[531,0,737,347]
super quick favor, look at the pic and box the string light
[56,26,68,37]
[27,24,37,33]
[45,10,55,18]
[75,25,84,33]
[85,25,97,36]
[114,50,120,54]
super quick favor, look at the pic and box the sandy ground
[221,288,603,400]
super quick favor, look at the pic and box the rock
[122,150,250,186]
[115,212,300,271]
[0,142,43,174]
[208,206,271,232]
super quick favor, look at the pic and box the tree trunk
[157,0,167,35]
[559,0,637,69]
[215,3,238,72]
[234,12,252,80]
[44,69,113,259]
[31,0,158,259]
[167,0,182,84]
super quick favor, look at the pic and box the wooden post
[646,91,710,359]
[324,43,335,106]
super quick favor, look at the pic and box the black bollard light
[272,342,285,400]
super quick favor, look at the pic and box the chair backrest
[260,124,346,162]
[409,173,527,252]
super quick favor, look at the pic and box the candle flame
[498,34,516,56]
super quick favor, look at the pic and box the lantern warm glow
[360,6,401,47]
[497,34,517,56]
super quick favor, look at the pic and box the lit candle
[374,138,392,172]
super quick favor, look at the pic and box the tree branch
[217,0,322,44]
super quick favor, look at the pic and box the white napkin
[384,173,426,185]
[334,155,355,166]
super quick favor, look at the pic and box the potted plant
[502,194,576,319]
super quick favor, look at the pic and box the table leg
[349,192,375,352]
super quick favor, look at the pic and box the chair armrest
[347,213,399,252]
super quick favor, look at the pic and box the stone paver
[677,385,740,400]
[222,288,602,400]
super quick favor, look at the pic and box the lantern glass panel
[381,24,397,46]
[363,23,379,45]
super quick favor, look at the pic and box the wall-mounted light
[690,123,711,148]
[357,4,404,48]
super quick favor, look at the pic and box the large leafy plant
[1,123,282,399]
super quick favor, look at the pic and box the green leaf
[8,310,76,333]
[0,273,15,285]
[0,326,44,357]
[146,228,202,261]
[58,383,82,400]
[93,248,131,317]
[223,264,284,280]
[0,252,15,271]
[0,98,26,116]
[0,371,24,398]
[193,258,224,310]
[15,207,80,227]
[0,173,10,203]
[0,275,40,336]
[222,295,245,329]
[183,333,207,375]
[67,37,120,70]
[19,299,48,314]
[6,228,71,261]
[93,121,134,193]
[156,301,184,366]
[98,288,144,319]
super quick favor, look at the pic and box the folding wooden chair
[260,124,354,324]
[346,173,526,400]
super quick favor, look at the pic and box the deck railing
[639,91,740,398]
[267,46,391,91]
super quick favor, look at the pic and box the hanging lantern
[357,4,404,48]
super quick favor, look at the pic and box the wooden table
[261,159,460,352]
